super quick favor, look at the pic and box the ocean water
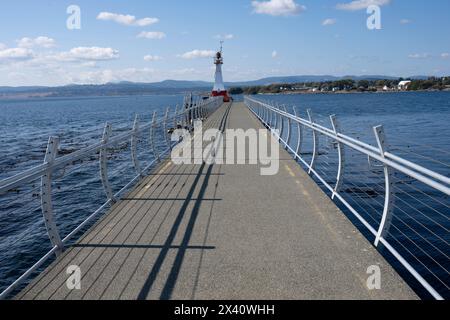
[0,92,449,298]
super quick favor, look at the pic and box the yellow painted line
[284,164,296,177]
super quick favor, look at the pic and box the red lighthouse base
[212,90,230,102]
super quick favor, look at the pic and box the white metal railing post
[100,123,116,203]
[293,106,303,159]
[183,96,188,127]
[273,103,278,129]
[175,105,180,128]
[200,101,205,119]
[259,102,263,122]
[374,125,395,247]
[307,109,318,174]
[194,99,198,120]
[194,99,198,121]
[150,111,161,162]
[41,136,64,256]
[285,106,292,149]
[163,107,171,149]
[278,105,284,142]
[131,115,142,177]
[274,103,279,131]
[264,104,268,125]
[330,115,345,199]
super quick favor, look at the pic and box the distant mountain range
[0,75,431,98]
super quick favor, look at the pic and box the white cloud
[81,61,98,68]
[68,68,159,84]
[97,12,159,26]
[408,53,432,59]
[179,50,215,59]
[251,0,306,16]
[137,31,166,39]
[214,34,234,40]
[272,50,278,58]
[55,47,119,61]
[336,0,390,11]
[68,67,209,85]
[0,43,7,50]
[17,36,56,48]
[400,19,412,24]
[0,48,34,60]
[144,54,163,61]
[322,18,337,26]
[441,53,449,59]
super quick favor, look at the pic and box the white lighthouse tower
[212,41,230,102]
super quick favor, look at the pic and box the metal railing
[0,95,223,299]
[245,95,449,300]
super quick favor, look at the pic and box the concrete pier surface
[17,103,417,300]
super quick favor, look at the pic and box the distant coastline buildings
[229,77,450,95]
[398,80,412,91]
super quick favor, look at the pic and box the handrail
[245,95,447,300]
[246,96,450,194]
[0,95,223,299]
[0,98,220,195]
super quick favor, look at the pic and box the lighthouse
[212,42,230,102]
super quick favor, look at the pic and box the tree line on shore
[228,77,450,95]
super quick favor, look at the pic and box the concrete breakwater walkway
[17,103,416,300]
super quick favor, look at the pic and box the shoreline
[255,89,450,96]
[0,88,449,101]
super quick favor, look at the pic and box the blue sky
[0,0,449,86]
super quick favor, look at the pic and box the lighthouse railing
[245,95,449,300]
[0,96,223,299]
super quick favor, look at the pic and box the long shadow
[159,103,233,300]
[122,198,222,201]
[159,164,214,299]
[147,173,224,176]
[136,161,211,300]
[137,103,232,300]
[72,244,215,250]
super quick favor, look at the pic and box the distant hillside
[226,75,405,87]
[0,81,212,98]
[225,76,340,87]
[0,75,434,98]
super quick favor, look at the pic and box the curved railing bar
[245,96,445,300]
[293,106,303,159]
[307,109,318,174]
[330,115,345,198]
[131,115,142,176]
[100,123,116,203]
[0,97,220,195]
[245,96,450,195]
[285,105,292,149]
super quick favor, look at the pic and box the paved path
[18,102,417,300]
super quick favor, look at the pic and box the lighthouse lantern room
[212,42,230,102]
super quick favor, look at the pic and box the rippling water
[0,92,449,298]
